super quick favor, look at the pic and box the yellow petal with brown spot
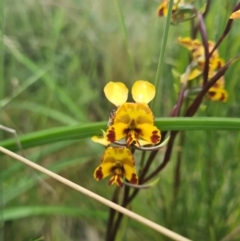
[208,87,228,102]
[94,162,113,181]
[106,122,127,143]
[157,0,168,17]
[138,123,161,144]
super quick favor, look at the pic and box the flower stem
[198,13,209,86]
[108,185,130,241]
[0,0,5,102]
[0,2,5,238]
[105,188,120,241]
[209,2,240,57]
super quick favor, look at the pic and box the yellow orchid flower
[207,71,225,88]
[178,38,228,102]
[177,37,202,50]
[92,81,161,147]
[103,81,161,147]
[208,87,228,102]
[157,0,195,23]
[194,72,228,102]
[206,72,228,102]
[157,0,185,17]
[93,147,138,187]
[230,10,240,19]
[106,102,161,146]
[178,37,225,81]
[180,68,202,82]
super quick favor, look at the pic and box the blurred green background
[1,0,240,240]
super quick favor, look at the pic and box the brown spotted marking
[95,167,103,180]
[151,130,161,143]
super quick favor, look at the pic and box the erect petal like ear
[104,82,128,106]
[230,10,240,19]
[132,80,155,104]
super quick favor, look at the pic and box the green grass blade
[152,0,174,111]
[2,141,77,180]
[0,0,5,101]
[7,101,78,125]
[1,118,240,151]
[3,206,106,221]
[3,155,92,204]
[4,39,86,121]
[0,68,50,108]
[114,0,136,78]
[0,3,5,239]
[0,121,105,151]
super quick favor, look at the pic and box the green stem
[152,0,174,111]
[0,0,4,101]
[0,0,5,239]
[1,118,240,151]
[114,0,136,78]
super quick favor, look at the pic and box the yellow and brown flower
[103,81,161,147]
[157,0,185,17]
[207,73,228,102]
[93,147,138,187]
[207,86,228,102]
[178,37,225,82]
[106,102,160,146]
[157,0,194,23]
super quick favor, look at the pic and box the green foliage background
[1,0,240,240]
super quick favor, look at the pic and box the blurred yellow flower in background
[178,37,224,82]
[178,37,228,102]
[157,0,185,17]
[230,10,240,19]
[157,0,195,23]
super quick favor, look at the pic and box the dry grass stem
[0,146,192,241]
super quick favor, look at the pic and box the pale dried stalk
[0,146,192,241]
[220,226,240,241]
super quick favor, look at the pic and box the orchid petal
[230,10,240,19]
[138,123,161,144]
[132,81,156,104]
[104,82,128,106]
